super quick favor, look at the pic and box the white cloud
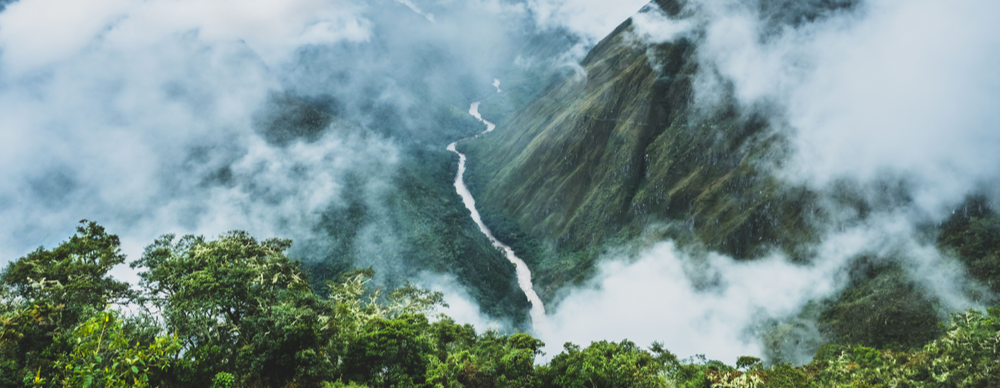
[0,0,134,71]
[533,212,983,363]
[418,272,510,332]
[0,0,392,274]
[690,0,1000,214]
[530,0,1000,362]
[630,3,693,43]
[0,0,371,71]
[527,0,650,43]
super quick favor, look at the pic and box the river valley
[447,100,546,325]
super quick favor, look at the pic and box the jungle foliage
[4,223,999,387]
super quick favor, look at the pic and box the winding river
[447,101,546,324]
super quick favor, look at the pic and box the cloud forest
[1,0,999,387]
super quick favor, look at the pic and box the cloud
[0,0,551,299]
[0,0,392,278]
[629,3,693,44]
[7,0,995,364]
[690,0,1000,213]
[531,0,1000,362]
[418,272,510,332]
[527,0,650,44]
[0,0,371,72]
[394,0,436,22]
[533,211,984,364]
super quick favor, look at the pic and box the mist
[687,0,1000,212]
[0,0,620,279]
[536,211,986,364]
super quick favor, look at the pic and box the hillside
[462,2,815,297]
[460,0,1000,357]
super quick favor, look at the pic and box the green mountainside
[462,10,815,298]
[461,1,1000,357]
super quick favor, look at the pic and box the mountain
[462,0,814,296]
[460,0,1000,356]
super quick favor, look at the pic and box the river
[447,101,546,325]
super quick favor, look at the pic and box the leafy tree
[0,221,134,387]
[424,329,545,388]
[327,268,446,328]
[325,269,454,387]
[46,310,180,388]
[540,340,671,388]
[132,231,332,387]
[917,308,1000,387]
[1,221,134,311]
[427,316,477,364]
[340,314,434,387]
[734,356,761,371]
[0,286,27,387]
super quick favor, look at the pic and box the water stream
[447,101,546,325]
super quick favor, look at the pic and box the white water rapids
[447,101,546,324]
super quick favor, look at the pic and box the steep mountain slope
[459,0,994,355]
[462,4,815,297]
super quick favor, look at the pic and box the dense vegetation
[3,222,998,387]
[938,195,1000,298]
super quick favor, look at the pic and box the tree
[1,221,134,311]
[48,310,180,388]
[325,268,451,387]
[0,221,134,387]
[541,340,670,388]
[132,231,332,387]
[424,329,545,388]
[340,314,434,387]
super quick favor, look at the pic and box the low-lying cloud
[687,0,1000,213]
[0,0,617,288]
[418,272,510,332]
[0,0,527,276]
[534,211,984,364]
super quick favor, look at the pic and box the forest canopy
[1,222,998,387]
